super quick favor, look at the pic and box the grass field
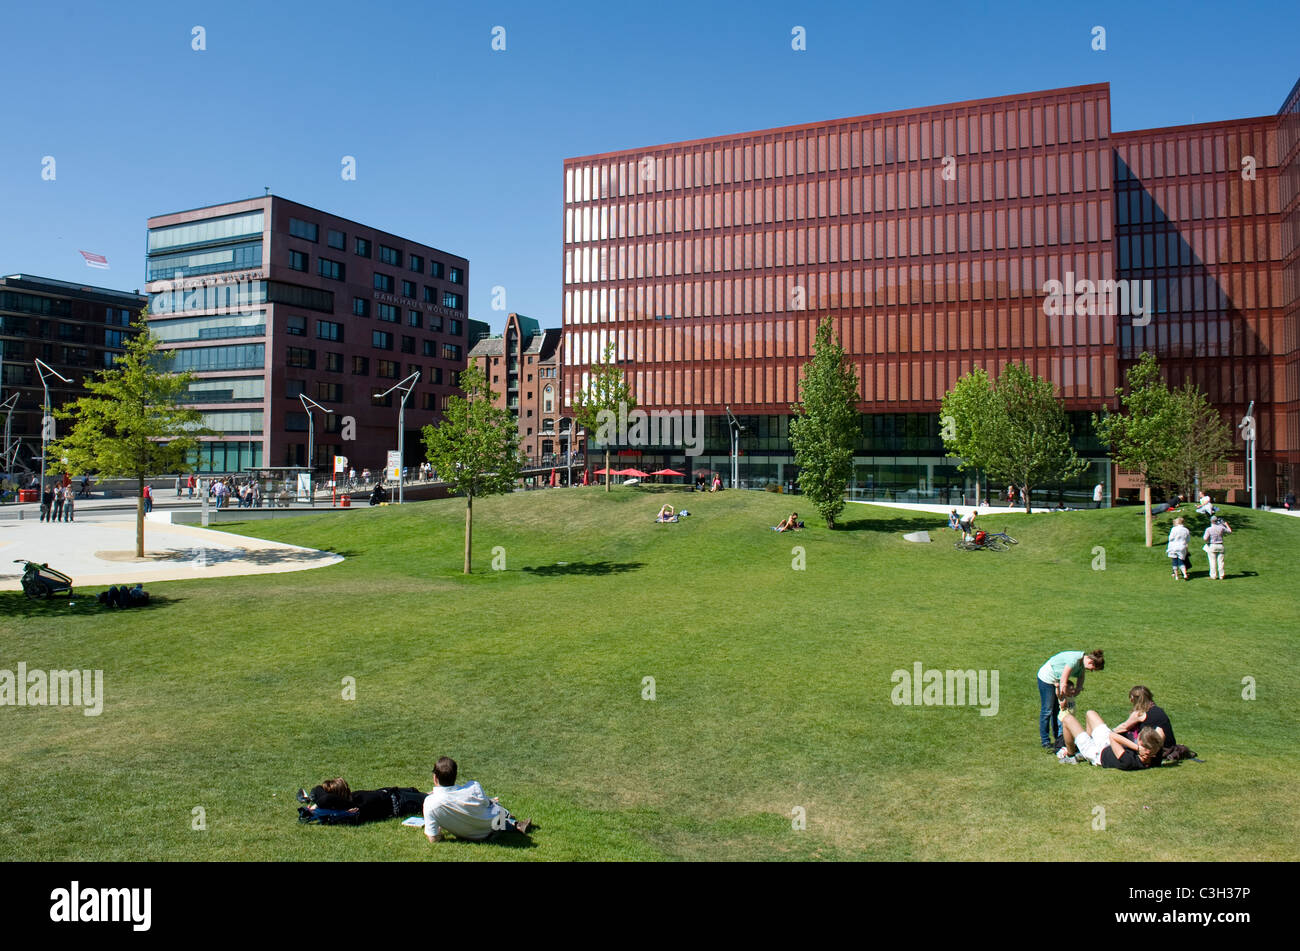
[2,488,1297,861]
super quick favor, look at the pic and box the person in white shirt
[1165,516,1190,580]
[423,756,531,843]
[1196,493,1216,516]
[1093,482,1104,505]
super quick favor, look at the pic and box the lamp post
[725,406,744,489]
[298,393,333,507]
[374,370,419,504]
[1,391,19,475]
[1238,400,1256,509]
[34,359,71,497]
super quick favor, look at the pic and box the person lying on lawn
[656,504,676,522]
[1058,710,1163,769]
[776,512,803,532]
[296,777,427,823]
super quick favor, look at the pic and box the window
[442,292,462,309]
[288,249,308,272]
[316,319,342,341]
[442,343,461,360]
[423,286,436,303]
[169,344,265,372]
[377,303,399,322]
[408,309,422,328]
[286,315,306,336]
[286,380,306,398]
[285,411,309,431]
[286,346,315,369]
[429,315,443,332]
[352,297,370,317]
[402,280,416,299]
[317,382,342,402]
[372,392,393,407]
[543,386,554,413]
[450,319,462,335]
[422,393,438,410]
[325,351,343,372]
[401,335,415,353]
[429,367,442,384]
[408,363,421,378]
[373,273,394,292]
[449,267,463,284]
[373,330,393,349]
[352,355,369,375]
[376,359,400,379]
[289,218,318,242]
[423,340,436,357]
[327,229,346,250]
[430,261,444,279]
[354,237,371,258]
[317,257,345,281]
[409,254,424,272]
[379,245,401,266]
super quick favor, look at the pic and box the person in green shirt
[1036,649,1104,749]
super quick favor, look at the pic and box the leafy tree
[1153,379,1233,501]
[422,365,522,573]
[789,317,860,528]
[571,342,636,492]
[46,313,210,557]
[1093,352,1179,546]
[942,363,1084,512]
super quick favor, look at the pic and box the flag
[79,250,109,269]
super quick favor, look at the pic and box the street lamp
[1,391,19,475]
[298,393,333,507]
[1238,400,1256,510]
[725,406,745,489]
[374,370,420,504]
[34,359,71,497]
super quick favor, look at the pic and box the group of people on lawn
[297,756,531,843]
[1037,649,1190,771]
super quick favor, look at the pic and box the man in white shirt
[423,756,531,843]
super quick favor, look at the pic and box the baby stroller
[14,559,74,600]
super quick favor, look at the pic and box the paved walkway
[0,513,342,591]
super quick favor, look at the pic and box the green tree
[45,312,210,558]
[789,317,860,528]
[942,364,1084,512]
[1153,379,1234,501]
[1093,352,1179,546]
[571,342,636,492]
[422,365,522,573]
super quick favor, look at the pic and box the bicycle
[985,530,1018,546]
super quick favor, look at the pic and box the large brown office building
[145,196,470,474]
[0,274,145,476]
[562,79,1300,503]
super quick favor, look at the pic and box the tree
[422,365,522,573]
[570,342,636,492]
[1152,379,1234,500]
[789,317,860,528]
[1093,352,1179,546]
[45,312,209,558]
[941,363,1085,512]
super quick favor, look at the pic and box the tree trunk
[464,493,473,574]
[137,475,145,559]
[604,448,611,492]
[1143,483,1153,547]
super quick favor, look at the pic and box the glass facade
[147,211,264,253]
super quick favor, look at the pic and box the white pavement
[0,513,342,591]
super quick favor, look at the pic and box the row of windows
[564,95,1111,202]
[286,366,445,396]
[180,376,265,403]
[151,313,266,343]
[148,211,264,253]
[1115,131,1267,182]
[371,272,464,307]
[285,346,462,375]
[565,205,1112,285]
[565,152,1112,245]
[167,343,265,372]
[1112,179,1257,227]
[147,241,262,281]
[286,218,462,281]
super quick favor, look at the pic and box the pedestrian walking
[1165,517,1189,580]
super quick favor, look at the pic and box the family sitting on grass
[1037,649,1195,770]
[296,756,532,842]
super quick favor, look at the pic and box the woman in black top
[297,777,426,823]
[1115,685,1176,748]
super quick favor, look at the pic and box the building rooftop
[1,273,144,302]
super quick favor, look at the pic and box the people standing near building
[143,483,153,514]
[1202,515,1233,581]
[1165,517,1190,580]
[51,484,65,522]
[40,483,54,522]
[62,483,75,522]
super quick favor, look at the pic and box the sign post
[333,455,347,506]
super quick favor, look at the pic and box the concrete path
[0,513,342,591]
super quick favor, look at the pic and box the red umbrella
[594,467,615,475]
[549,468,557,487]
[651,468,685,476]
[581,469,590,486]
[620,468,650,478]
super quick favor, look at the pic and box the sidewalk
[0,513,342,591]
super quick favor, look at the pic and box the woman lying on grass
[656,504,676,522]
[774,512,804,532]
[296,778,427,824]
[1056,710,1164,769]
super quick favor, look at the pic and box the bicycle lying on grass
[954,529,1019,552]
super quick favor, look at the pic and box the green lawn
[2,488,1297,861]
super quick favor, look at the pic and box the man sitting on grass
[774,512,803,532]
[424,756,531,843]
[1057,709,1163,769]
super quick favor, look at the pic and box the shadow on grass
[835,516,938,535]
[0,591,183,619]
[521,561,644,577]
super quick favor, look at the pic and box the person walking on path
[1166,516,1190,580]
[1203,515,1233,581]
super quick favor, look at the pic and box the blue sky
[0,0,1295,333]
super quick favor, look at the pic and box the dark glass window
[401,335,415,353]
[288,249,308,271]
[354,237,371,258]
[402,280,416,299]
[442,343,461,360]
[285,411,309,431]
[374,273,394,292]
[352,297,370,317]
[327,229,346,250]
[372,330,393,349]
[316,320,343,341]
[430,261,445,279]
[286,315,306,336]
[450,319,462,335]
[286,380,306,398]
[317,257,345,281]
[423,286,436,303]
[377,303,399,322]
[286,346,315,369]
[442,292,462,309]
[408,310,422,328]
[289,218,318,242]
[449,267,463,284]
[409,254,424,272]
[317,382,342,402]
[376,359,400,379]
[379,245,401,266]
[352,355,369,375]
[325,351,343,372]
